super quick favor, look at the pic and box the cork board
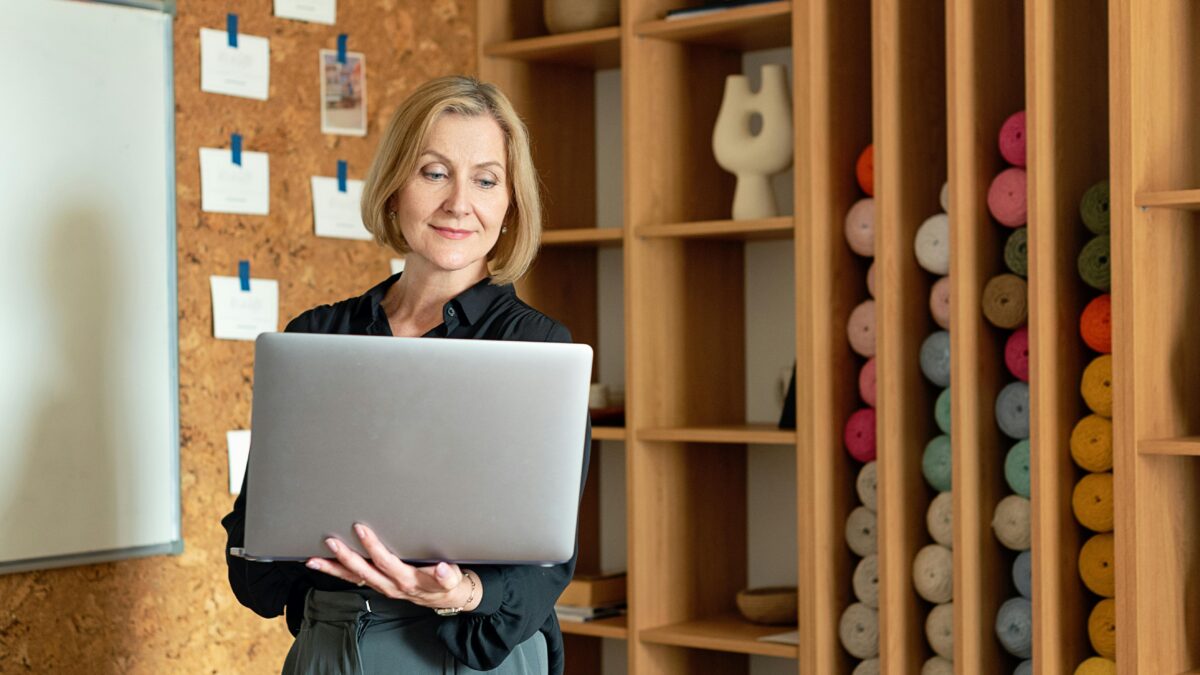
[0,1,474,671]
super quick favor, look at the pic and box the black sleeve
[435,322,592,673]
[220,310,320,636]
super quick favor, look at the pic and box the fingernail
[325,538,339,553]
[354,523,366,538]
[306,560,320,570]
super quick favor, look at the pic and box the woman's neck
[383,258,488,330]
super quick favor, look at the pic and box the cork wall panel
[0,1,475,672]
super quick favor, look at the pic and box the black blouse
[221,272,591,675]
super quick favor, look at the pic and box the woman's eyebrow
[420,150,505,172]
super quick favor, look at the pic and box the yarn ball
[939,182,949,213]
[915,213,950,275]
[992,494,1032,551]
[1070,414,1113,472]
[1013,550,1032,599]
[1081,354,1113,418]
[848,299,877,357]
[1080,294,1112,354]
[852,658,880,675]
[845,198,876,257]
[1079,532,1115,598]
[857,461,878,512]
[995,597,1033,658]
[845,408,877,462]
[859,357,877,407]
[927,490,954,547]
[867,260,877,298]
[1078,235,1112,291]
[1005,326,1030,382]
[1015,660,1033,675]
[1005,439,1031,498]
[839,602,880,659]
[857,144,875,196]
[987,167,1028,227]
[846,505,878,557]
[853,554,880,608]
[925,603,954,659]
[995,381,1031,440]
[912,544,954,604]
[1004,227,1028,277]
[982,274,1029,329]
[923,435,953,492]
[935,387,952,434]
[922,656,954,675]
[1088,598,1116,659]
[998,110,1027,167]
[1080,179,1111,235]
[930,276,951,329]
[920,331,952,387]
[1073,472,1114,533]
[1074,657,1116,675]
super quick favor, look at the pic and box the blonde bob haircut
[360,75,542,286]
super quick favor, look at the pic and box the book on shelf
[555,602,627,623]
[557,571,626,607]
[664,0,779,20]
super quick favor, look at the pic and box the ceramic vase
[543,0,619,34]
[712,64,793,219]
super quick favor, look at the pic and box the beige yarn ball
[857,461,878,512]
[927,490,953,547]
[839,602,880,659]
[912,544,954,604]
[852,658,880,675]
[854,554,880,608]
[925,602,954,659]
[846,505,878,557]
[922,656,954,675]
[992,494,1032,551]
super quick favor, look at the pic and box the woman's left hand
[305,523,481,612]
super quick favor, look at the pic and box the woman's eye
[477,177,498,189]
[423,170,447,181]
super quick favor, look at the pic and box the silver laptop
[235,332,592,565]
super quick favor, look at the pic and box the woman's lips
[431,224,473,240]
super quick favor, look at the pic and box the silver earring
[388,211,397,221]
[501,226,508,234]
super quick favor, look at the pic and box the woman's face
[392,113,510,276]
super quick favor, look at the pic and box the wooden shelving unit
[634,1,791,52]
[483,27,621,69]
[560,615,629,640]
[1111,0,1200,671]
[542,227,625,247]
[635,216,792,241]
[638,424,795,445]
[639,613,799,659]
[1139,437,1200,457]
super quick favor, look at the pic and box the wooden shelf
[1135,189,1200,210]
[638,424,795,445]
[636,216,793,240]
[1140,437,1200,456]
[639,613,798,659]
[483,27,620,69]
[559,614,628,640]
[542,227,624,247]
[591,425,626,442]
[635,1,792,52]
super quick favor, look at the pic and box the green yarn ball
[1079,180,1110,235]
[1078,235,1111,291]
[1004,227,1028,277]
[1005,439,1031,498]
[935,387,951,434]
[923,435,952,492]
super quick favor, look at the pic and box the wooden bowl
[735,586,798,625]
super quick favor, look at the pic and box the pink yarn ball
[987,168,1028,227]
[867,261,877,298]
[999,110,1027,167]
[1005,326,1030,382]
[844,407,877,462]
[847,299,877,358]
[845,198,876,257]
[859,357,877,407]
[930,276,951,330]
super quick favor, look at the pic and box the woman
[221,75,590,675]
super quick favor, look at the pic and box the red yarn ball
[844,408,877,462]
[999,110,1027,167]
[1005,326,1030,382]
[1080,294,1112,354]
[856,144,874,196]
[859,357,877,407]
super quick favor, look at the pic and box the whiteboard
[0,0,180,572]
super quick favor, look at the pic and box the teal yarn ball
[1078,234,1112,291]
[935,387,951,434]
[1014,550,1032,599]
[1004,227,1028,277]
[923,435,952,492]
[1005,439,1031,497]
[995,381,1031,440]
[920,331,951,387]
[995,596,1033,658]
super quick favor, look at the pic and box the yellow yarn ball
[1070,414,1113,472]
[1078,533,1115,598]
[1081,355,1113,418]
[1088,598,1116,659]
[1073,472,1114,532]
[1074,656,1115,675]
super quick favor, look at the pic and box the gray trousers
[282,588,548,675]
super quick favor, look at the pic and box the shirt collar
[364,272,512,329]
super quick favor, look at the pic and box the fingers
[416,561,462,591]
[305,553,362,586]
[320,536,399,594]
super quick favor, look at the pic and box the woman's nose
[441,178,471,217]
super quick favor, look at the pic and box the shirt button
[447,307,456,317]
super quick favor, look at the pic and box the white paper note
[311,176,370,240]
[390,258,406,275]
[227,430,252,494]
[210,275,279,341]
[199,28,270,100]
[274,0,336,24]
[200,147,270,215]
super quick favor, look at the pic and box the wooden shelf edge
[638,424,795,445]
[1134,189,1200,210]
[559,614,628,640]
[636,216,794,240]
[1139,437,1200,456]
[542,227,624,246]
[639,613,798,659]
[591,426,626,441]
[635,1,791,40]
[483,27,621,69]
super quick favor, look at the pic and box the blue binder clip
[238,260,250,292]
[337,34,347,64]
[231,133,242,166]
[227,13,238,48]
[337,160,348,193]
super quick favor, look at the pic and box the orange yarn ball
[1088,598,1117,659]
[857,144,875,196]
[1080,294,1112,354]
